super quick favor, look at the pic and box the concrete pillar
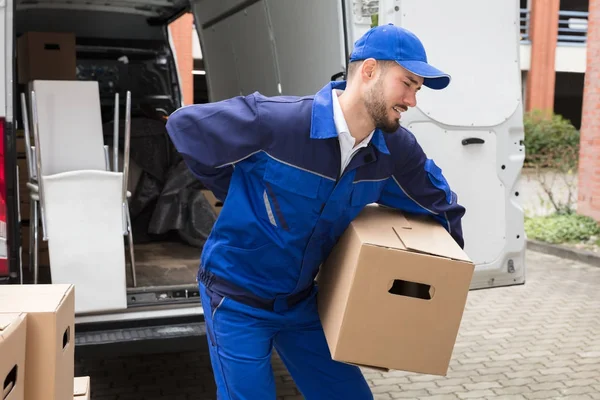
[577,0,600,221]
[169,13,194,105]
[525,0,560,113]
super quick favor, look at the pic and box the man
[166,23,466,400]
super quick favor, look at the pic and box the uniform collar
[310,81,390,155]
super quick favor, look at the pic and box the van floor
[23,241,201,287]
[128,241,201,288]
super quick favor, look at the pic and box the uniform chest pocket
[350,179,388,207]
[261,159,325,230]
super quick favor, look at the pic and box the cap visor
[396,60,451,90]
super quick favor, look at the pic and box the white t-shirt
[331,90,374,176]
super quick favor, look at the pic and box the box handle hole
[3,365,17,399]
[44,43,61,51]
[388,279,435,300]
[63,326,71,350]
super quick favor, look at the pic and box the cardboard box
[201,189,222,216]
[0,285,75,400]
[317,205,474,375]
[0,313,27,400]
[73,377,90,400]
[17,32,76,84]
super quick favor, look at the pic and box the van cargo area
[14,3,214,310]
[3,0,526,353]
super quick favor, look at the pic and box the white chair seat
[42,170,127,314]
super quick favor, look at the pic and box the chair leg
[126,205,137,287]
[28,200,35,273]
[32,200,39,284]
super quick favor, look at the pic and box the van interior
[14,1,215,306]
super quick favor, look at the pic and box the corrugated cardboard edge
[58,284,75,311]
[318,225,365,357]
[0,312,27,338]
[74,376,90,396]
[0,312,27,399]
[391,225,473,264]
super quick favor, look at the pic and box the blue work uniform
[166,80,466,400]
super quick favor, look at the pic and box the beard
[364,78,400,133]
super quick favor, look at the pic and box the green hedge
[525,213,600,245]
[523,110,580,168]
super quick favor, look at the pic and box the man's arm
[377,128,466,249]
[166,93,268,200]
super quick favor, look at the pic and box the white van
[0,0,526,354]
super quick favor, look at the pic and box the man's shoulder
[252,92,315,126]
[254,92,314,111]
[253,91,314,104]
[384,125,419,152]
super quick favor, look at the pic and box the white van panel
[193,0,346,101]
[200,22,241,101]
[0,2,5,119]
[406,124,507,266]
[198,1,280,101]
[388,0,526,289]
[193,0,254,26]
[225,2,279,96]
[1,0,13,121]
[265,0,345,96]
[397,0,522,128]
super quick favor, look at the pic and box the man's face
[362,62,424,133]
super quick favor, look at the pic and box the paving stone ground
[76,249,600,399]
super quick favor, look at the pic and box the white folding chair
[19,80,137,311]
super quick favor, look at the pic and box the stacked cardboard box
[0,313,27,400]
[17,32,77,84]
[0,284,91,399]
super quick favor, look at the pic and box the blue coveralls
[166,80,466,399]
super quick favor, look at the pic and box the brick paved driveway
[76,249,600,399]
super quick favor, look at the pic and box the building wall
[525,0,560,112]
[578,0,600,221]
[169,13,194,106]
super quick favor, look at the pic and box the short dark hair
[346,59,396,81]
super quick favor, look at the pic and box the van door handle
[462,138,485,145]
[331,71,345,81]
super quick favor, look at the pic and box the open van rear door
[385,0,526,290]
[190,0,349,100]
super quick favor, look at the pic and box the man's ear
[361,58,377,80]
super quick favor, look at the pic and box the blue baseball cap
[349,24,451,90]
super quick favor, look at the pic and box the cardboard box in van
[317,205,474,376]
[201,189,222,216]
[0,284,75,400]
[17,32,76,84]
[0,313,27,400]
[73,376,90,400]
